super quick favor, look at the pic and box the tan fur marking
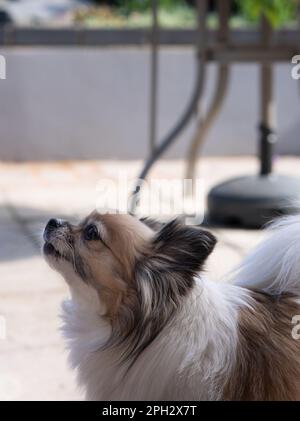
[224,291,300,400]
[82,213,153,319]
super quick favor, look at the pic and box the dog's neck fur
[61,272,250,400]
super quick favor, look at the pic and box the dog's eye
[84,224,100,241]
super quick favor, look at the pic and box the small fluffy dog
[43,211,300,400]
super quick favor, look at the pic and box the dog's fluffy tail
[233,214,300,295]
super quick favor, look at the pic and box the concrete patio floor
[0,156,299,400]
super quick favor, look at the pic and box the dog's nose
[47,218,62,230]
[44,218,65,242]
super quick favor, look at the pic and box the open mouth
[43,242,63,259]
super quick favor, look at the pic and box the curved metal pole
[129,0,208,214]
[185,0,230,185]
[185,64,229,182]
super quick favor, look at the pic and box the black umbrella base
[207,174,300,229]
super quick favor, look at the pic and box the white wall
[0,47,299,160]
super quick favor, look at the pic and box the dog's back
[223,290,300,400]
[226,214,300,400]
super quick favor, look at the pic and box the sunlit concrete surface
[0,156,299,400]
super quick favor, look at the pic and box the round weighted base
[207,174,300,228]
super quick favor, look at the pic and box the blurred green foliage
[116,0,183,13]
[116,0,298,27]
[236,0,297,27]
[85,1,298,28]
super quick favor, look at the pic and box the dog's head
[43,211,216,358]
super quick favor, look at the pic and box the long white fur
[61,271,252,400]
[232,214,300,295]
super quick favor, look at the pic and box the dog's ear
[150,219,217,277]
[133,219,216,330]
[129,220,217,360]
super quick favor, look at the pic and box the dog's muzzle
[43,218,67,258]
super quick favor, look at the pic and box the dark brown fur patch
[223,291,300,400]
[113,219,217,364]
